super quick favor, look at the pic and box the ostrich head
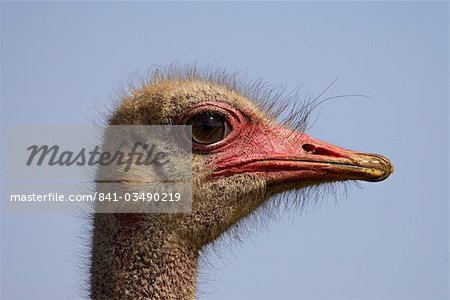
[105,70,393,249]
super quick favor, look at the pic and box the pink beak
[210,124,394,185]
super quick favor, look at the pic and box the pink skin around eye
[177,101,246,152]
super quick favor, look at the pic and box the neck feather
[90,214,198,299]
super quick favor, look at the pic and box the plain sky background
[1,1,448,299]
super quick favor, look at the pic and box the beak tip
[384,157,394,177]
[378,157,394,181]
[354,153,394,182]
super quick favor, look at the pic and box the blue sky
[1,2,448,299]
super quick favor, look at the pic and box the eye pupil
[186,112,230,145]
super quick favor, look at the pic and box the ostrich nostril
[302,143,341,157]
[302,144,316,153]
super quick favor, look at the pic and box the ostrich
[90,68,393,299]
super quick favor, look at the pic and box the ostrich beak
[211,125,394,185]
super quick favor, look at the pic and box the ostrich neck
[90,214,198,299]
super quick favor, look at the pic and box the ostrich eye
[186,112,231,145]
